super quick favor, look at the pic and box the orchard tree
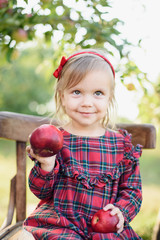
[0,0,145,81]
[0,46,55,115]
[0,0,125,56]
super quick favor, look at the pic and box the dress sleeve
[114,129,143,224]
[28,159,60,200]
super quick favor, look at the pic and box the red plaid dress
[23,128,143,240]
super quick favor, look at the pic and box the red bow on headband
[53,52,115,79]
[53,56,67,78]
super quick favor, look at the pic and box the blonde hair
[54,49,116,128]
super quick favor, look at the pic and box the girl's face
[61,69,112,135]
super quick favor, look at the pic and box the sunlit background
[111,0,160,120]
[0,1,160,239]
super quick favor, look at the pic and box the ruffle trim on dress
[119,129,143,162]
[61,164,120,189]
[58,129,142,190]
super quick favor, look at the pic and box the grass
[131,185,160,239]
[131,148,160,239]
[0,139,160,240]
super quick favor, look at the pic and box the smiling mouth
[79,112,94,116]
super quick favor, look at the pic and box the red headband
[53,51,115,79]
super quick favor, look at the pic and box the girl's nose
[81,95,93,107]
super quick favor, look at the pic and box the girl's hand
[103,204,124,234]
[26,145,56,172]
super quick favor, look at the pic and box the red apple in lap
[91,209,119,233]
[29,124,63,157]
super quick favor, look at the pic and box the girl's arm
[104,158,142,233]
[26,145,60,200]
[114,158,142,224]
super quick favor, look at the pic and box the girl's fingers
[26,145,31,153]
[110,207,120,216]
[116,213,124,233]
[26,145,36,159]
[117,216,124,228]
[103,204,114,211]
[29,148,38,159]
[26,146,37,161]
[117,217,124,233]
[26,146,41,162]
[26,145,56,164]
[104,204,125,234]
[103,204,125,234]
[117,226,123,234]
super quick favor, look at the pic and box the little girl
[20,49,143,240]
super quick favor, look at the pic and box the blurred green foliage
[139,76,160,127]
[0,0,126,57]
[0,0,146,79]
[0,46,55,115]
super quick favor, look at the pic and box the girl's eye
[95,91,103,96]
[73,90,80,95]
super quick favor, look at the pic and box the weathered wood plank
[16,141,26,222]
[0,176,16,231]
[152,208,160,240]
[116,123,156,149]
[0,111,156,149]
[0,221,23,239]
[0,111,51,142]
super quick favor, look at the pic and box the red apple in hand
[30,124,63,157]
[91,209,119,233]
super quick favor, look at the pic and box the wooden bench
[0,111,157,239]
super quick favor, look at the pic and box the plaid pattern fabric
[24,129,143,240]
